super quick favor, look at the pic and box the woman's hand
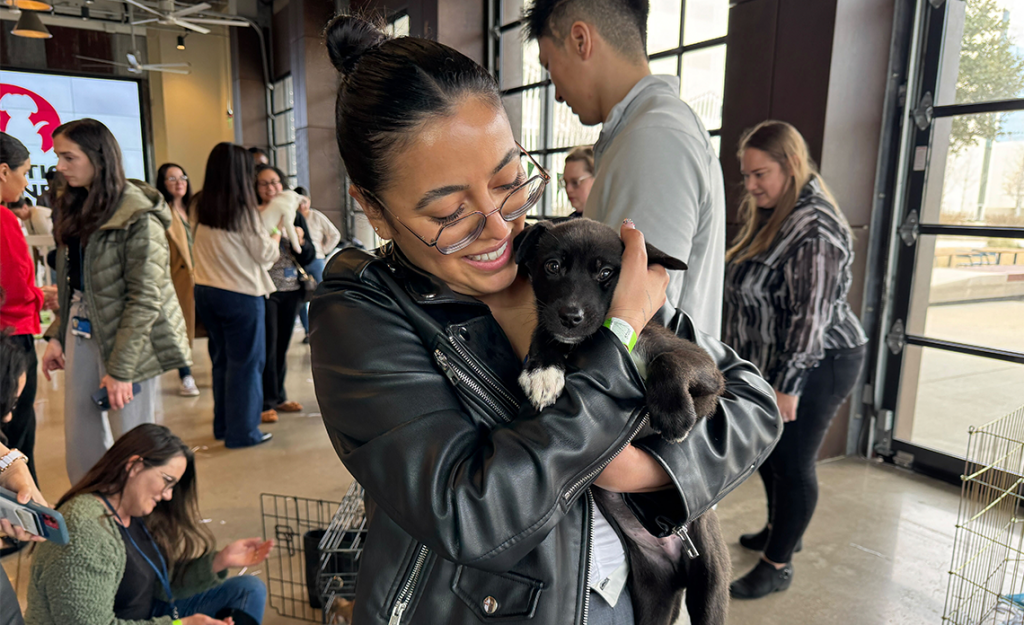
[295,226,305,245]
[41,285,59,311]
[181,615,233,625]
[212,538,274,572]
[0,460,48,542]
[606,220,670,336]
[774,389,799,422]
[593,445,672,493]
[41,339,65,382]
[100,375,134,411]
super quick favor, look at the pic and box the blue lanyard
[100,496,178,619]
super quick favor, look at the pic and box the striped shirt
[723,179,867,396]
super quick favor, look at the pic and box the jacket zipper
[434,349,517,423]
[388,544,430,625]
[581,490,595,625]
[446,332,521,415]
[563,412,650,503]
[673,524,701,559]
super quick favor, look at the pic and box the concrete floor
[2,333,963,625]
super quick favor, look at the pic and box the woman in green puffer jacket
[41,119,191,484]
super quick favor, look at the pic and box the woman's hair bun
[324,14,389,75]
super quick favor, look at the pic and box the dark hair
[254,163,289,203]
[9,197,29,209]
[293,186,308,197]
[58,424,214,583]
[523,0,648,60]
[156,162,193,209]
[194,143,259,232]
[44,169,56,182]
[0,329,29,418]
[52,119,126,245]
[0,132,29,170]
[323,14,502,207]
[248,146,268,158]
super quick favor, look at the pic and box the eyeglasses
[364,145,550,255]
[257,179,283,189]
[558,175,592,189]
[166,175,188,183]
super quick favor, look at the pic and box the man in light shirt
[525,0,725,338]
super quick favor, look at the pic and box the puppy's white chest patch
[519,366,566,410]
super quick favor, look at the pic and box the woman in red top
[0,131,54,483]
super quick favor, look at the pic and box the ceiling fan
[75,6,191,74]
[125,0,250,35]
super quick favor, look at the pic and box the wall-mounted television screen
[0,69,146,204]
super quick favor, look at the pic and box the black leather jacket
[310,247,782,625]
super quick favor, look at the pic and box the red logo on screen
[0,84,62,153]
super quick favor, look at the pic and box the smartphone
[91,383,143,410]
[0,487,69,545]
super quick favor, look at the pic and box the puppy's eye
[544,259,561,275]
[597,268,614,281]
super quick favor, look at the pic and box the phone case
[0,487,69,545]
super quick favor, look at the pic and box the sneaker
[261,409,279,423]
[276,401,303,413]
[179,375,200,397]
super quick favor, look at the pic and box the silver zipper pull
[388,600,408,625]
[674,524,701,559]
[434,350,459,386]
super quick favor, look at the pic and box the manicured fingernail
[623,218,634,226]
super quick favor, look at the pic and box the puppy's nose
[558,306,585,328]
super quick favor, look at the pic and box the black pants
[263,288,305,411]
[760,344,867,564]
[2,334,37,483]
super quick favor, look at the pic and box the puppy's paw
[519,366,565,410]
[649,409,695,444]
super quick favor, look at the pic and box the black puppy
[513,218,731,625]
[513,218,725,443]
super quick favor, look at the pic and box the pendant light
[11,10,52,39]
[14,0,52,11]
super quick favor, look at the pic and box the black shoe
[257,432,273,445]
[225,432,272,449]
[739,527,802,553]
[302,335,310,344]
[729,560,793,599]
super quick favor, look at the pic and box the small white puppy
[261,189,303,253]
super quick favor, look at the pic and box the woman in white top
[293,186,341,342]
[192,143,280,448]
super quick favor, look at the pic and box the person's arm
[0,443,47,541]
[103,214,169,382]
[615,309,783,536]
[0,211,45,319]
[311,270,650,573]
[590,127,709,273]
[317,210,342,255]
[773,237,846,397]
[241,218,281,269]
[292,212,317,266]
[168,551,228,599]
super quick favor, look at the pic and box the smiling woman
[308,13,781,625]
[25,424,272,625]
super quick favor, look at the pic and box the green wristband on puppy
[604,317,637,353]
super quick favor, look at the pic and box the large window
[490,0,728,216]
[271,74,297,189]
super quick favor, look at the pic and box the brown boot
[261,409,279,423]
[276,401,303,413]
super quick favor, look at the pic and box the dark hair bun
[324,15,389,75]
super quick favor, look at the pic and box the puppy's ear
[645,242,688,271]
[514,221,554,268]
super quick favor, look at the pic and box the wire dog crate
[261,482,367,623]
[942,405,1024,625]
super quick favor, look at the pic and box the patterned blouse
[723,178,867,396]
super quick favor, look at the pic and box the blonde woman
[724,120,867,599]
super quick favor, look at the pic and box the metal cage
[942,405,1024,625]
